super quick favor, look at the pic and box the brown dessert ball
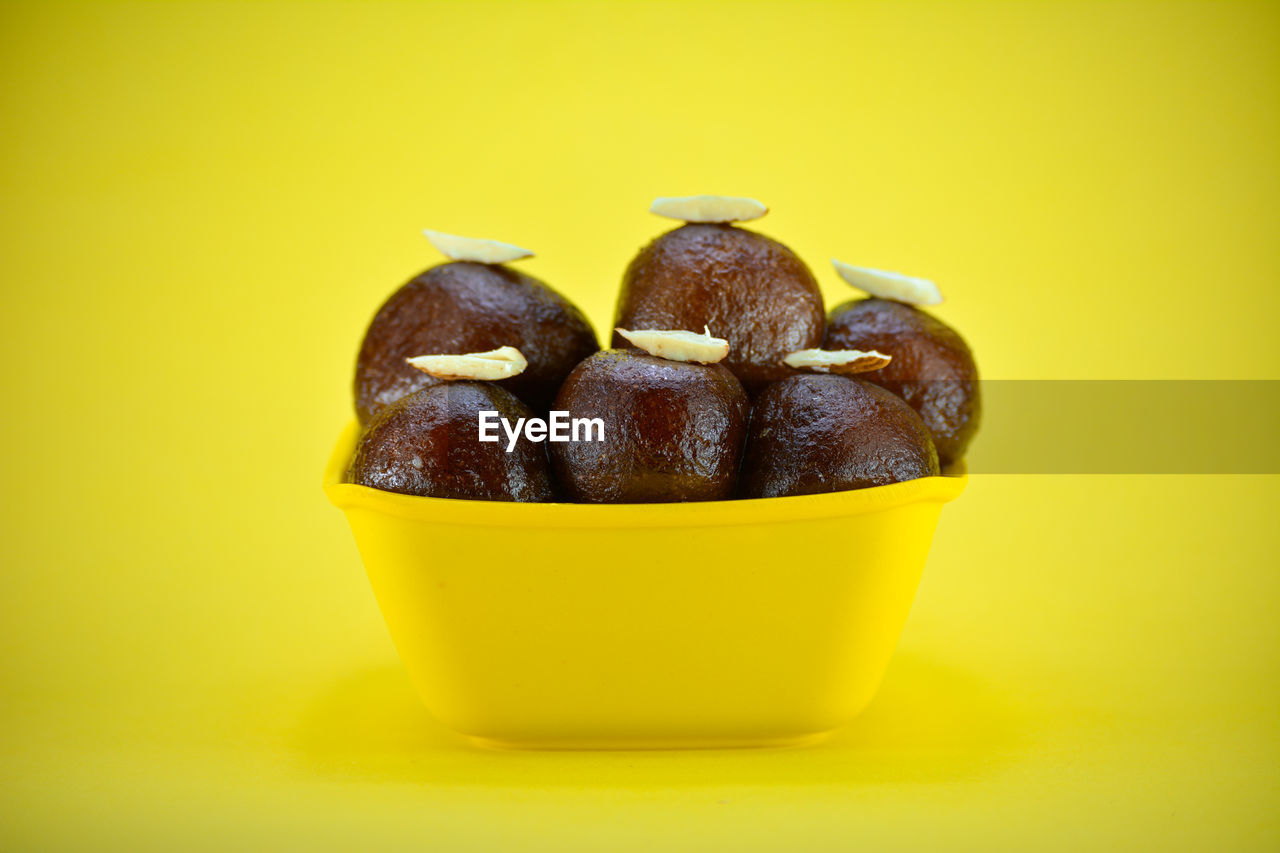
[348,382,554,502]
[354,262,598,424]
[550,350,750,503]
[739,374,939,498]
[825,298,980,466]
[612,224,824,391]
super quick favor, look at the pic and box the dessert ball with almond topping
[612,197,824,392]
[823,260,979,467]
[348,381,554,502]
[739,374,939,498]
[825,298,979,467]
[354,232,598,425]
[551,328,750,503]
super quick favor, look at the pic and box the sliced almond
[832,259,943,306]
[423,230,534,264]
[405,346,528,381]
[649,195,768,223]
[615,326,730,364]
[783,348,892,375]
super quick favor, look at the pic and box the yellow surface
[327,422,965,748]
[1,0,1277,849]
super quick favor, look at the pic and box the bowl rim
[325,420,967,528]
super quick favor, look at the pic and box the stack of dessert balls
[347,196,980,503]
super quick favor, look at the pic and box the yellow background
[2,0,1277,849]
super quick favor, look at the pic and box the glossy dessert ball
[550,349,750,503]
[355,262,598,424]
[739,374,939,498]
[613,224,824,390]
[825,298,979,466]
[348,382,554,502]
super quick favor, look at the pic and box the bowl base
[465,730,836,752]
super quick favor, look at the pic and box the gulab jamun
[825,295,979,467]
[551,328,749,503]
[348,348,554,502]
[612,197,824,391]
[354,231,598,424]
[739,374,939,498]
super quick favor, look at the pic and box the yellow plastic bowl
[325,421,966,750]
